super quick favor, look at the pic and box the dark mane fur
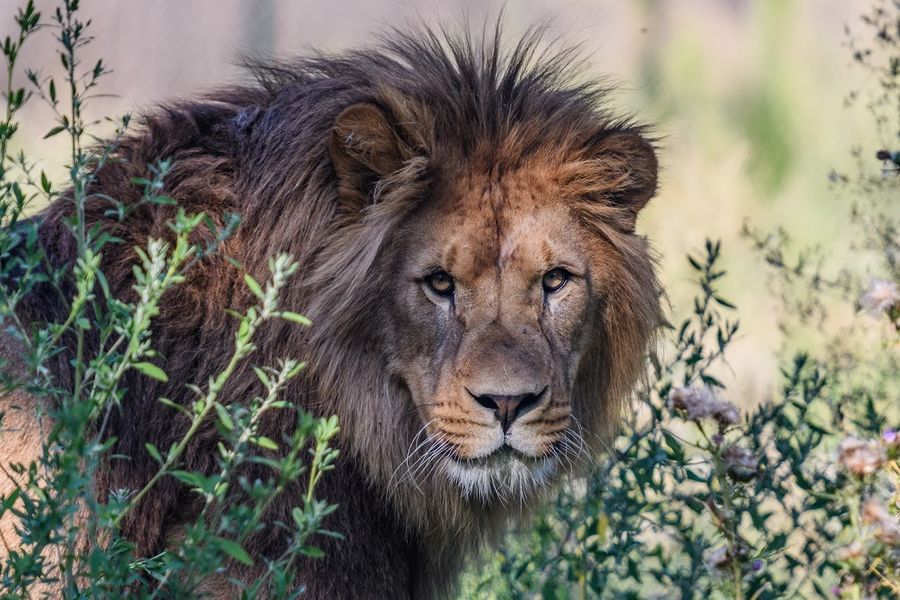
[16,25,660,598]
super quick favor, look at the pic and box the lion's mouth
[449,444,543,467]
[443,445,558,501]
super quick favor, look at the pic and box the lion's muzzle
[468,387,547,433]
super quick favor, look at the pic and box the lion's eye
[425,270,454,297]
[542,268,570,294]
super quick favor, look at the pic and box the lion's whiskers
[406,437,451,483]
[418,441,454,483]
[388,418,439,493]
[568,416,600,467]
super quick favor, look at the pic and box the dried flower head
[837,437,884,476]
[837,540,864,562]
[860,278,900,316]
[723,444,758,482]
[669,386,740,426]
[861,499,900,546]
[705,546,731,572]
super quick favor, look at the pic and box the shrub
[460,241,897,599]
[460,3,899,599]
[0,2,339,597]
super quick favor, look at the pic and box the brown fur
[1,26,661,598]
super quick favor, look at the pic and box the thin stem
[113,315,258,527]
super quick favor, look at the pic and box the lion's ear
[330,103,407,206]
[589,131,658,229]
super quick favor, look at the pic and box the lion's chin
[443,448,558,502]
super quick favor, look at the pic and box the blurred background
[2,0,883,409]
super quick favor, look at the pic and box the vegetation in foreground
[0,2,339,597]
[461,2,899,598]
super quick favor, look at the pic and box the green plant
[461,3,899,598]
[0,2,340,597]
[461,240,896,599]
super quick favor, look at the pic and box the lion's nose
[472,390,545,433]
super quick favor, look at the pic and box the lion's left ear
[588,131,658,229]
[329,103,409,208]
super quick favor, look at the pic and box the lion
[0,27,661,598]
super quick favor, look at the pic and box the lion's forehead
[436,163,581,282]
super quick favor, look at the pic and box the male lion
[1,28,661,598]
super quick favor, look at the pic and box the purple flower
[883,429,898,445]
[668,386,740,426]
[861,499,900,545]
[838,437,884,476]
[723,444,758,482]
[705,546,730,571]
[860,279,900,315]
[751,559,763,571]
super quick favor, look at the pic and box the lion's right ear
[590,132,657,220]
[329,103,407,207]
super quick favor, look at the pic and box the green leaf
[713,295,736,309]
[700,374,724,388]
[43,125,66,139]
[150,195,178,206]
[133,361,168,382]
[254,436,279,451]
[300,546,325,559]
[252,366,270,388]
[285,361,307,379]
[1,488,21,511]
[158,397,190,417]
[214,402,234,431]
[237,318,250,339]
[280,311,312,326]
[661,431,684,462]
[171,470,212,491]
[144,443,162,463]
[244,273,264,299]
[217,538,253,566]
[292,507,305,527]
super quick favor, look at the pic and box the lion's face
[329,102,659,502]
[385,163,598,499]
